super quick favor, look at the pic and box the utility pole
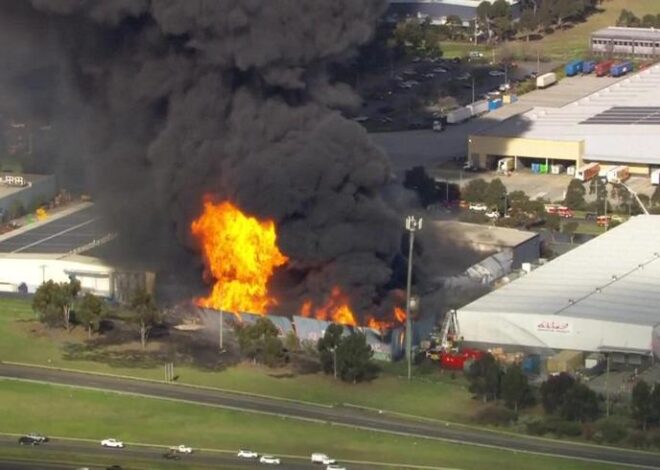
[404,215,423,382]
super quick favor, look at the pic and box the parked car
[170,444,192,454]
[584,212,597,221]
[489,70,505,77]
[238,449,259,459]
[433,67,448,73]
[101,439,124,448]
[469,202,488,212]
[18,436,41,446]
[259,455,281,465]
[485,210,500,219]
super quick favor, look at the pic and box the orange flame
[191,199,288,314]
[301,287,357,326]
[394,306,406,323]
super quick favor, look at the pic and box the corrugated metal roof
[592,26,660,41]
[475,63,660,165]
[459,215,660,326]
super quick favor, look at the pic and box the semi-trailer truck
[536,72,557,88]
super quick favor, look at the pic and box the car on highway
[18,436,41,446]
[327,465,347,470]
[469,202,488,212]
[259,455,281,465]
[26,433,48,443]
[170,444,193,454]
[238,449,259,459]
[311,453,336,464]
[101,438,124,448]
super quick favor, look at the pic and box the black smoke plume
[0,0,407,316]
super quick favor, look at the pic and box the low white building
[456,215,660,357]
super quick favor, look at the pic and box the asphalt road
[1,364,659,469]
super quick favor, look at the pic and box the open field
[0,297,478,422]
[0,380,624,470]
[500,0,660,61]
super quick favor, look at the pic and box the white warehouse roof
[477,62,660,165]
[459,215,660,327]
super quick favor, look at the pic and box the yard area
[0,380,623,470]
[0,296,477,422]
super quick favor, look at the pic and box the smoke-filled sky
[0,0,412,315]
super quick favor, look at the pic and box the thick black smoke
[1,0,405,316]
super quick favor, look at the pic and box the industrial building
[0,172,57,220]
[591,27,660,58]
[386,0,520,26]
[467,62,660,175]
[456,215,660,360]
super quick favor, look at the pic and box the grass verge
[0,380,623,470]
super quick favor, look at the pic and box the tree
[560,382,600,422]
[32,277,81,330]
[484,178,507,211]
[318,323,344,377]
[642,14,657,28]
[236,317,285,367]
[617,9,639,27]
[631,380,652,430]
[538,0,556,29]
[589,176,609,215]
[564,179,586,210]
[540,372,574,414]
[555,0,581,26]
[335,332,378,384]
[129,288,162,349]
[467,354,502,402]
[650,383,660,426]
[519,9,538,41]
[76,292,105,339]
[562,220,579,244]
[501,364,534,412]
[462,178,489,203]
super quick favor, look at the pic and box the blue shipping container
[488,99,503,111]
[582,60,596,74]
[564,60,583,77]
[610,61,633,77]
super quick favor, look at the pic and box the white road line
[12,218,98,253]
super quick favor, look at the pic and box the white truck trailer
[536,72,557,89]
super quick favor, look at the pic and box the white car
[485,210,500,219]
[26,433,48,443]
[259,455,281,465]
[101,438,124,448]
[238,449,259,459]
[489,70,505,77]
[433,67,448,73]
[327,465,347,470]
[170,444,192,454]
[469,202,488,212]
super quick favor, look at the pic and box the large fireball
[191,199,288,314]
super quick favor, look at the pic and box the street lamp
[404,215,423,382]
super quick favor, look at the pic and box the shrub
[627,430,649,449]
[474,405,517,426]
[593,417,629,444]
[525,417,581,437]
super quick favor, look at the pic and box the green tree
[564,179,586,210]
[544,213,561,233]
[650,383,660,426]
[631,380,652,430]
[335,332,378,384]
[501,364,534,412]
[538,0,556,29]
[642,14,656,28]
[560,382,600,422]
[32,277,81,330]
[589,176,609,215]
[236,317,285,367]
[519,9,538,41]
[129,288,162,349]
[462,178,489,202]
[562,220,579,244]
[540,372,574,414]
[76,292,105,339]
[484,178,507,211]
[467,354,502,402]
[318,323,344,377]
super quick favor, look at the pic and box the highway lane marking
[1,377,656,470]
[0,361,334,409]
[11,217,99,253]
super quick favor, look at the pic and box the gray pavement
[1,363,659,469]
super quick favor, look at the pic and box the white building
[456,215,660,357]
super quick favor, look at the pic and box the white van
[311,453,335,464]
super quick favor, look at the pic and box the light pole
[405,215,423,382]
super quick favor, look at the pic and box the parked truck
[595,59,615,77]
[575,162,600,182]
[610,60,633,77]
[536,72,557,88]
[651,168,660,185]
[606,165,630,184]
[497,157,514,173]
[447,106,473,124]
[564,60,583,77]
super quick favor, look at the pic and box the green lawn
[0,380,622,470]
[0,297,477,422]
[441,41,494,60]
[501,0,660,60]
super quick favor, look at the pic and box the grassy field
[0,297,478,422]
[501,0,660,60]
[0,380,623,470]
[441,41,494,59]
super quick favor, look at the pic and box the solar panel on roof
[580,106,660,125]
